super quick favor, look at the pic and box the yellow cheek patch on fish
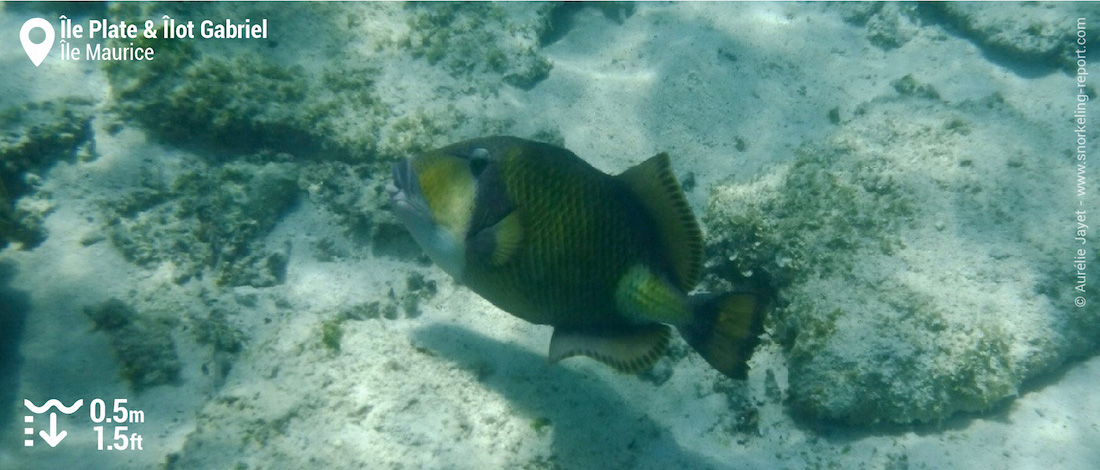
[614,264,690,326]
[415,156,477,239]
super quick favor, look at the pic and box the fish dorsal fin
[548,324,671,374]
[616,153,702,290]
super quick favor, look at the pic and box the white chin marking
[408,222,466,281]
[424,229,466,280]
[391,190,467,280]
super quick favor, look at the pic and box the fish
[387,136,764,379]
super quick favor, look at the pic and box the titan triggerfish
[388,136,764,379]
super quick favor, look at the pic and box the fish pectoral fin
[467,211,524,266]
[488,211,523,265]
[548,324,671,374]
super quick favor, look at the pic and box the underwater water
[1,2,1098,469]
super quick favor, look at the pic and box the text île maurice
[60,41,154,61]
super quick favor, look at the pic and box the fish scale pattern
[463,147,666,330]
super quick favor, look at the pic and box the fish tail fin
[678,292,765,379]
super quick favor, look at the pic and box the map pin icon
[20,18,55,67]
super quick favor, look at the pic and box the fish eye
[468,148,489,176]
[470,148,489,160]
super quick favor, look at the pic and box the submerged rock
[106,160,299,287]
[402,2,553,90]
[924,2,1091,72]
[0,98,95,249]
[102,2,558,163]
[704,95,1099,425]
[83,298,181,391]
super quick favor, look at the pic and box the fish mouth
[388,159,429,219]
[389,159,412,195]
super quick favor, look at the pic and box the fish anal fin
[616,152,702,291]
[549,324,671,374]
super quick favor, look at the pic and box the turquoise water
[2,2,1098,469]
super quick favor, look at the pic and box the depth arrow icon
[39,413,67,447]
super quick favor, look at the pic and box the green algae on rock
[101,2,559,166]
[298,160,417,258]
[102,3,323,158]
[926,2,1091,72]
[84,298,181,391]
[833,3,920,51]
[0,98,95,249]
[106,45,318,158]
[319,269,440,353]
[106,160,299,287]
[189,306,246,385]
[704,95,1099,425]
[402,2,553,90]
[835,2,1090,72]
